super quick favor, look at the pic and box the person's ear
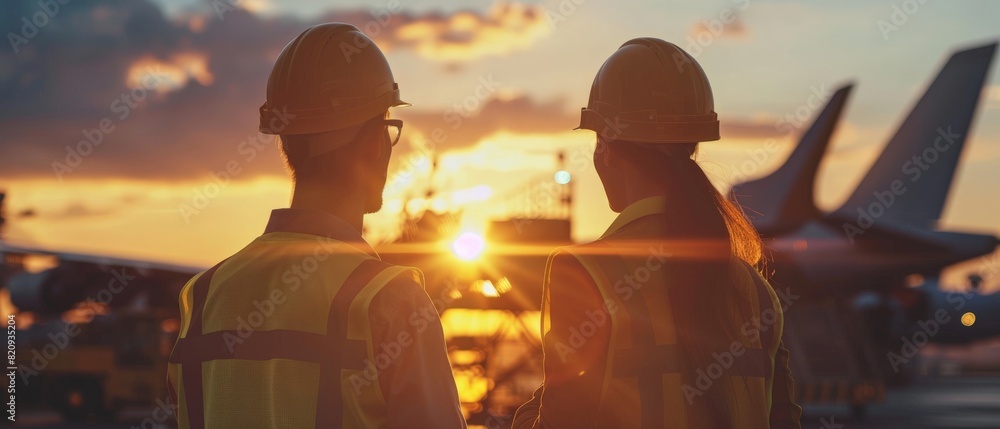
[354,123,383,164]
[594,138,606,165]
[599,139,616,167]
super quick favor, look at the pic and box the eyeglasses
[382,119,403,147]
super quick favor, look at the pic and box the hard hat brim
[576,108,720,143]
[261,90,410,135]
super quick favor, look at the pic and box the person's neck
[289,185,365,233]
[621,172,674,209]
[623,187,668,208]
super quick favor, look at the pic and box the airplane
[730,41,999,337]
[727,42,1000,413]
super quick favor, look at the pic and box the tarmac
[799,376,1000,429]
[10,376,1000,428]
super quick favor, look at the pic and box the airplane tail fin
[835,42,997,228]
[731,85,853,232]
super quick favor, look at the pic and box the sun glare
[451,232,486,261]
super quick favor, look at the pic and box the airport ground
[800,375,1000,429]
[7,375,1000,428]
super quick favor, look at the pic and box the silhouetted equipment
[488,219,571,243]
[783,300,884,418]
[915,278,999,344]
[375,149,576,421]
[446,310,542,426]
[8,264,90,314]
[381,149,574,311]
[578,38,720,143]
[401,210,461,243]
[0,196,196,420]
[15,312,175,422]
[1,247,196,315]
[0,192,6,238]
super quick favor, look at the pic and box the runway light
[451,232,486,261]
[961,312,976,327]
[554,170,572,185]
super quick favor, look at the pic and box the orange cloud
[395,95,576,150]
[332,2,552,62]
[719,116,784,139]
[689,11,748,40]
[126,52,214,94]
[0,1,563,183]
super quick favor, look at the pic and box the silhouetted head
[279,114,398,213]
[259,23,407,213]
[593,138,698,212]
[593,136,760,262]
[579,36,722,208]
[582,38,764,425]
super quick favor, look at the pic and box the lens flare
[451,232,486,261]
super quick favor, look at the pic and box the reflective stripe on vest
[169,258,405,429]
[565,245,779,428]
[601,247,664,429]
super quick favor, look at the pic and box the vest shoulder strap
[170,257,403,429]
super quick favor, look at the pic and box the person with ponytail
[512,38,802,429]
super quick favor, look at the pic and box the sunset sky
[1,0,999,287]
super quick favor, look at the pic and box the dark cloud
[316,2,550,62]
[0,0,560,182]
[0,1,298,181]
[396,95,577,150]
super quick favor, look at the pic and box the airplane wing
[1,241,205,314]
[857,220,1000,262]
[0,242,205,275]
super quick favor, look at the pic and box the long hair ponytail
[615,140,763,426]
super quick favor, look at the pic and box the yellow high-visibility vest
[168,231,420,429]
[541,197,784,428]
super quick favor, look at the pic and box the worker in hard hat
[167,24,466,429]
[512,38,802,429]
